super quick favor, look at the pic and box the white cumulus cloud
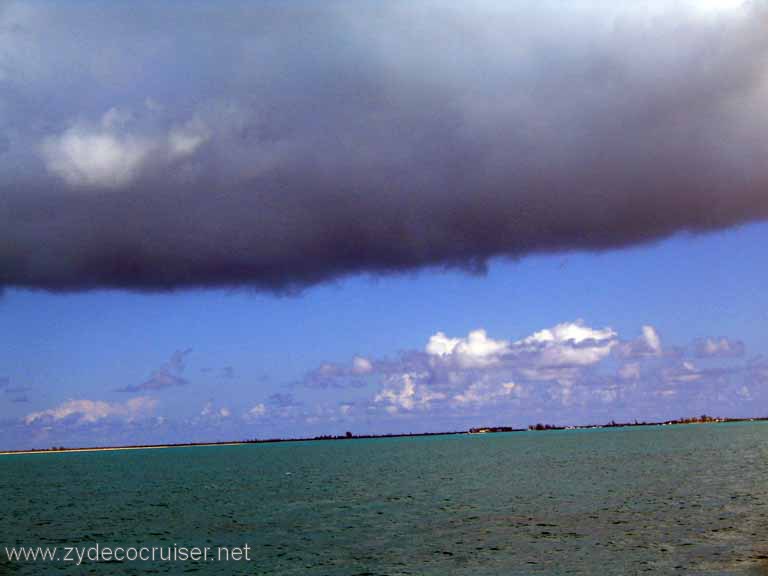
[619,325,664,358]
[453,380,518,406]
[695,337,745,358]
[247,403,267,418]
[24,396,157,426]
[351,356,373,375]
[427,329,509,368]
[517,320,618,369]
[374,373,446,414]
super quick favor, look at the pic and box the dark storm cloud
[2,1,768,291]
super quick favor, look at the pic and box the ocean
[2,422,767,575]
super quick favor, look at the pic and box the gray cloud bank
[2,1,768,291]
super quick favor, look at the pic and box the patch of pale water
[1,422,768,575]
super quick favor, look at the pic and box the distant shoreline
[0,432,463,456]
[1,416,766,456]
[0,442,250,456]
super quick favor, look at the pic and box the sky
[1,0,768,450]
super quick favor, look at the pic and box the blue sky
[2,0,768,449]
[2,222,766,449]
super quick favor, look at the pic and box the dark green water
[2,422,768,575]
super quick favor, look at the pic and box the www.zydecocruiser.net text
[4,544,252,565]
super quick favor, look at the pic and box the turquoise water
[2,423,768,575]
